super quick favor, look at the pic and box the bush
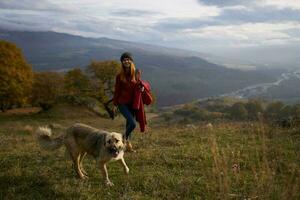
[244,100,263,120]
[264,101,284,120]
[229,102,248,120]
[173,106,212,121]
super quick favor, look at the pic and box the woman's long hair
[119,61,136,82]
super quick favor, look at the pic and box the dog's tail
[36,127,64,151]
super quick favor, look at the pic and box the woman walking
[113,52,138,152]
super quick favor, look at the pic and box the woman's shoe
[126,141,136,153]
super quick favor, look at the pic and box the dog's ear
[103,134,107,146]
[122,134,126,143]
[94,136,102,147]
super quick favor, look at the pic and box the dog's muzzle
[109,146,119,157]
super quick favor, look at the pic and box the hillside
[0,30,279,106]
[0,105,299,199]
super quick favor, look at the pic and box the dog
[36,123,129,186]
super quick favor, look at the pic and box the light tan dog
[36,123,129,186]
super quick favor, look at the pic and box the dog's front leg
[119,158,129,174]
[99,161,114,186]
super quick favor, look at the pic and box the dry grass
[0,106,299,199]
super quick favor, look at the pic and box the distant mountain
[0,30,280,106]
[0,29,205,71]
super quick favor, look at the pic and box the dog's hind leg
[79,152,88,177]
[66,142,86,179]
[119,158,129,174]
[73,152,87,179]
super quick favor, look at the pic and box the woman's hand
[140,86,144,92]
[113,105,117,114]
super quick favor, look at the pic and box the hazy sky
[1,0,300,54]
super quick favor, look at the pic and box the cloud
[198,0,251,7]
[110,9,161,17]
[153,18,220,33]
[0,0,300,54]
[258,0,300,10]
[0,0,73,13]
[199,0,300,10]
[181,21,300,47]
[219,7,300,23]
[0,0,222,42]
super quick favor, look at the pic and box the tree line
[0,40,121,113]
[165,99,300,127]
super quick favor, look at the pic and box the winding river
[219,70,300,98]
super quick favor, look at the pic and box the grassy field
[0,105,299,199]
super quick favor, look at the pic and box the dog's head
[104,132,125,157]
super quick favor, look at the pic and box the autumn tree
[278,105,293,119]
[292,104,300,119]
[229,102,248,120]
[291,104,300,126]
[31,71,64,110]
[62,68,96,107]
[87,60,120,103]
[64,68,91,96]
[245,99,263,120]
[264,101,284,120]
[0,40,33,112]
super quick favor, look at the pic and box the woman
[113,52,139,152]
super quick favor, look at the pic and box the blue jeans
[118,104,136,140]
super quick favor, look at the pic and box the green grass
[0,106,299,199]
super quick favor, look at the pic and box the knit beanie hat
[120,52,133,62]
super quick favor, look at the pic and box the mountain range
[0,30,289,106]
